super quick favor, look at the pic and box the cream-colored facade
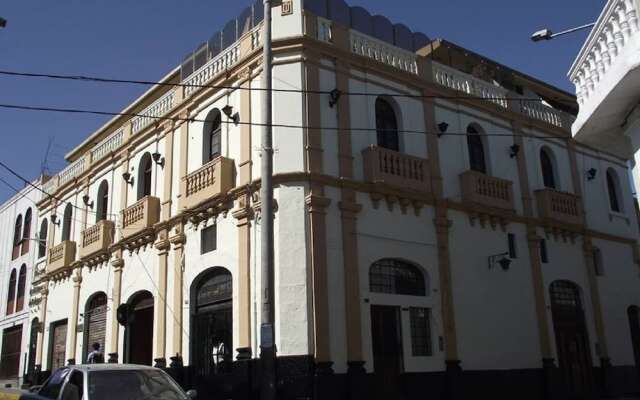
[26,0,640,398]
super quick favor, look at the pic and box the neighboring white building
[568,0,640,194]
[0,179,42,387]
[25,0,640,399]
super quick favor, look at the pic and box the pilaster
[66,267,82,365]
[108,250,124,363]
[169,226,186,362]
[154,231,170,367]
[35,284,49,369]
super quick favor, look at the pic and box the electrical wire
[0,102,570,140]
[0,69,555,102]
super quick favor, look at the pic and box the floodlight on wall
[587,168,597,181]
[51,214,60,226]
[122,172,134,186]
[329,89,342,108]
[488,252,512,271]
[437,122,449,138]
[509,144,521,158]
[82,195,94,209]
[152,152,165,168]
[222,105,240,126]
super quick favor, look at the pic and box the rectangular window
[201,225,217,254]
[410,307,433,357]
[593,247,604,276]
[540,239,548,264]
[508,233,517,259]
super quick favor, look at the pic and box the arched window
[12,215,22,260]
[84,292,107,363]
[540,147,557,189]
[96,180,109,222]
[137,153,153,201]
[61,203,73,242]
[606,168,623,213]
[15,265,26,312]
[22,208,32,255]
[369,259,426,296]
[467,125,487,174]
[5,269,16,315]
[38,219,48,259]
[375,98,400,152]
[203,109,222,164]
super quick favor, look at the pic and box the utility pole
[259,0,277,399]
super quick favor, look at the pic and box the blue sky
[0,0,603,202]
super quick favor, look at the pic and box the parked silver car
[21,364,196,400]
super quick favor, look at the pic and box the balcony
[535,189,584,226]
[181,157,235,210]
[432,62,575,130]
[362,146,430,191]
[121,196,160,238]
[47,241,76,274]
[460,170,515,212]
[568,0,640,156]
[79,220,115,259]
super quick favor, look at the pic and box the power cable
[0,102,570,140]
[0,69,554,102]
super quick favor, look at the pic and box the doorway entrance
[549,281,593,399]
[48,320,67,371]
[371,305,403,400]
[0,325,23,378]
[125,291,154,365]
[191,268,233,377]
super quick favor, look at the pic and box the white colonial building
[0,179,42,387]
[26,0,640,399]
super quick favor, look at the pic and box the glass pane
[370,259,425,296]
[410,307,432,356]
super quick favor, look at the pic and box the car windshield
[88,369,187,400]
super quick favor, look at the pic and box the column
[161,123,175,221]
[169,227,186,366]
[512,121,558,398]
[35,284,49,371]
[154,234,169,368]
[108,252,124,363]
[335,59,366,396]
[67,267,82,365]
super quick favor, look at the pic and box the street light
[0,17,6,28]
[531,22,595,42]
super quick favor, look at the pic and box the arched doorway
[549,281,593,399]
[628,306,640,377]
[83,293,107,363]
[191,268,233,377]
[125,291,154,365]
[369,259,429,400]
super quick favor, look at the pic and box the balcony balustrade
[181,157,235,210]
[362,146,430,191]
[79,220,115,259]
[535,189,584,226]
[47,241,76,274]
[460,170,515,211]
[121,196,161,238]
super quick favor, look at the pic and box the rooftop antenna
[40,137,54,177]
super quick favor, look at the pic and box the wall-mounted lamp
[222,105,240,126]
[329,89,342,108]
[587,168,597,181]
[152,152,165,168]
[82,195,94,209]
[51,214,60,226]
[122,172,134,186]
[437,122,449,138]
[488,252,512,271]
[509,144,521,158]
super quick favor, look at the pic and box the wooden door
[126,294,153,365]
[49,321,67,371]
[27,319,38,380]
[0,325,23,378]
[550,281,593,399]
[84,294,107,363]
[371,305,403,400]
